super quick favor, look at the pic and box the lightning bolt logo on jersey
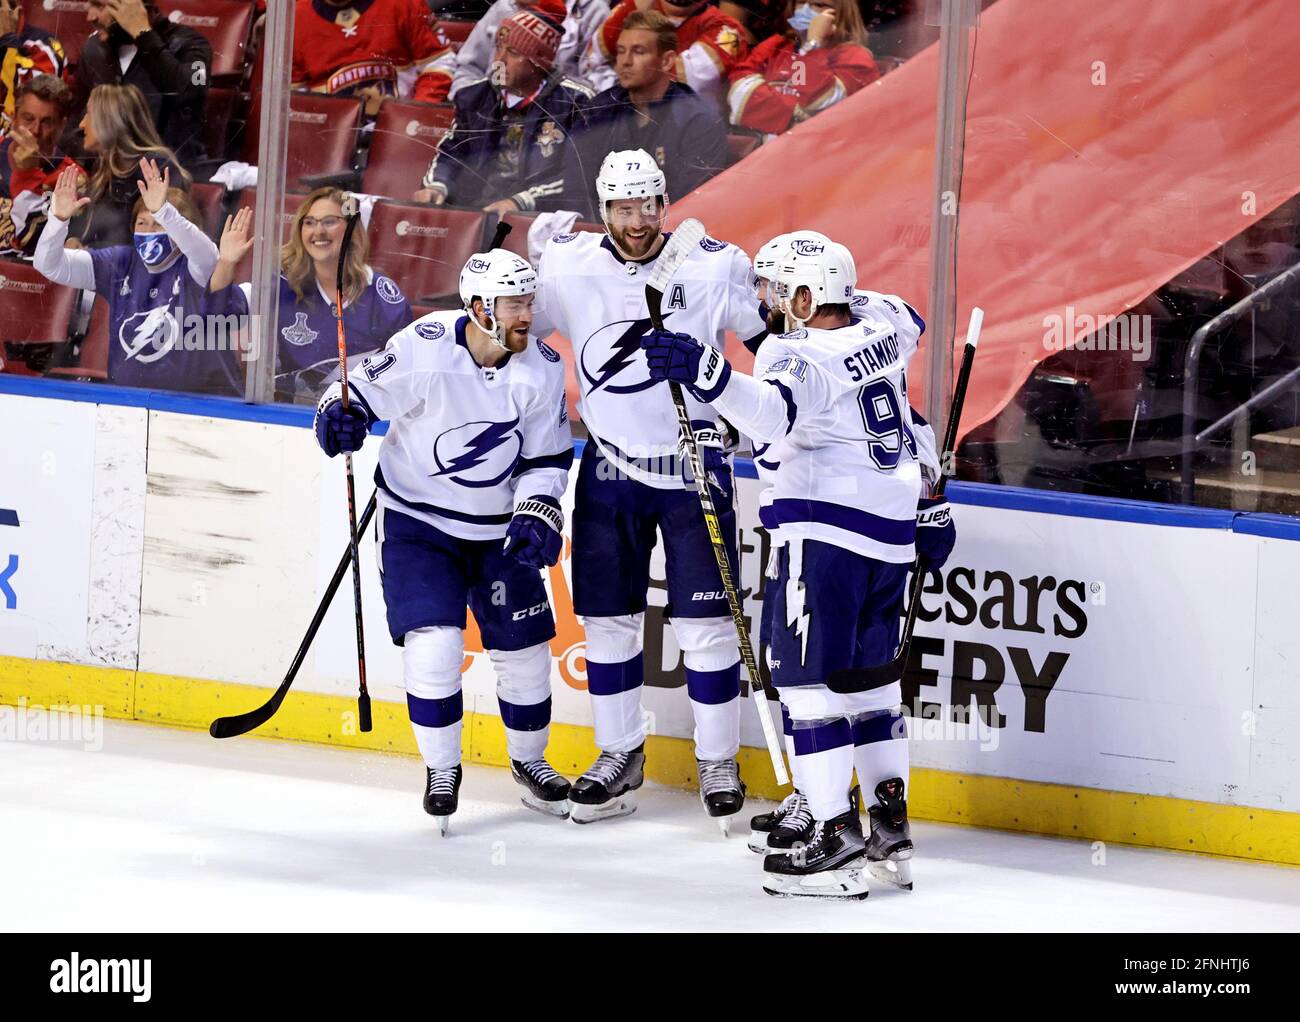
[432,418,523,487]
[534,233,765,489]
[346,311,573,541]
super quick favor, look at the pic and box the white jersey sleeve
[347,324,426,423]
[720,242,768,346]
[710,336,833,444]
[513,340,574,505]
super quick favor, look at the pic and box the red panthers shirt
[728,36,878,134]
[292,0,452,104]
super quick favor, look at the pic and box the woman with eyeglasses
[210,187,414,403]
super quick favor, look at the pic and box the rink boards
[2,382,1299,865]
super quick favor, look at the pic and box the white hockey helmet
[458,249,537,349]
[753,230,833,304]
[772,237,857,328]
[595,149,668,256]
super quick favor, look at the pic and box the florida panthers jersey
[347,310,574,541]
[714,296,926,563]
[534,230,765,489]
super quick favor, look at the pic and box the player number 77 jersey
[533,231,766,489]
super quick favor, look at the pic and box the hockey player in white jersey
[642,237,956,897]
[314,250,575,833]
[531,149,769,827]
[743,232,943,857]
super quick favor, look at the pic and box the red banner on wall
[674,0,1300,438]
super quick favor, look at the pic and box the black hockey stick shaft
[335,203,372,732]
[647,287,788,786]
[892,326,979,660]
[210,492,378,738]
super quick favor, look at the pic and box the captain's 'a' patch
[668,283,687,310]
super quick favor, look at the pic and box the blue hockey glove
[503,495,564,568]
[313,390,370,458]
[678,421,734,506]
[915,496,955,570]
[640,329,731,402]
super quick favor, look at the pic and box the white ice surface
[4,718,1300,932]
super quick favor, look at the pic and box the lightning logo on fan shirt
[119,307,179,364]
[432,418,523,487]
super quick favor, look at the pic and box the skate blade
[570,791,638,824]
[436,815,450,837]
[520,793,571,819]
[747,830,772,854]
[717,816,732,838]
[865,856,913,891]
[762,867,869,901]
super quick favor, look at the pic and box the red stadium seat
[361,101,455,200]
[0,259,78,344]
[241,92,364,193]
[20,0,92,68]
[190,181,228,240]
[201,86,243,166]
[155,0,254,81]
[47,296,108,380]
[365,201,494,304]
[434,19,476,49]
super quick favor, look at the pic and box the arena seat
[241,92,364,193]
[0,259,78,344]
[226,189,310,285]
[361,101,455,200]
[434,19,476,49]
[201,86,243,166]
[156,0,254,82]
[47,295,108,381]
[365,201,495,305]
[190,182,228,240]
[726,133,762,166]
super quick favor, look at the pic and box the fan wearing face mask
[728,0,878,135]
[34,156,246,394]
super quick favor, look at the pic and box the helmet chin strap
[779,295,816,331]
[469,300,510,350]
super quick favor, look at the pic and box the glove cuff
[692,346,731,402]
[917,496,951,527]
[514,495,564,534]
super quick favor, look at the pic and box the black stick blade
[209,682,291,739]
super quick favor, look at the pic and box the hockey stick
[334,196,372,732]
[827,306,983,694]
[209,492,378,738]
[210,222,515,740]
[646,218,789,786]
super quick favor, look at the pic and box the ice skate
[569,745,645,824]
[510,758,572,818]
[863,777,914,891]
[748,789,806,853]
[766,790,815,851]
[424,765,463,836]
[697,757,746,837]
[762,790,868,900]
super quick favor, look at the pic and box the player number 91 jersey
[346,310,573,541]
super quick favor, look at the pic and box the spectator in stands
[72,83,191,249]
[414,9,591,215]
[438,0,608,100]
[0,0,67,139]
[73,0,212,168]
[581,0,748,110]
[292,0,455,112]
[728,0,878,135]
[564,10,726,221]
[0,75,81,258]
[209,188,414,403]
[35,159,246,394]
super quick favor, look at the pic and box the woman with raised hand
[35,157,245,393]
[209,187,414,403]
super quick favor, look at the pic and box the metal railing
[1180,261,1300,503]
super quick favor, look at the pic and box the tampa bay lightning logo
[432,418,522,487]
[552,233,577,244]
[535,338,560,362]
[699,236,726,253]
[578,315,664,395]
[415,321,446,340]
[376,275,404,305]
[119,307,180,363]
